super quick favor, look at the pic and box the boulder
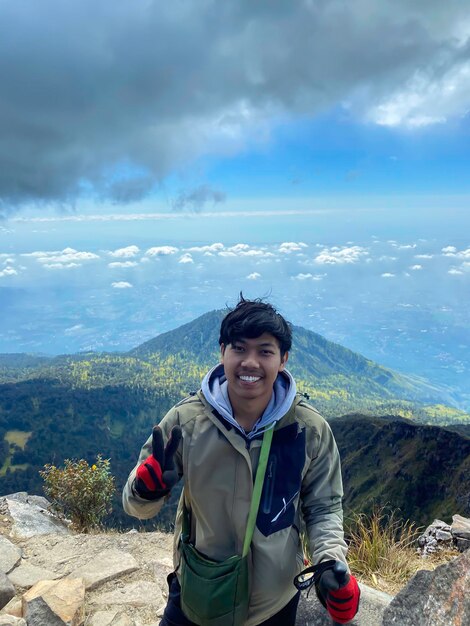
[2,494,71,539]
[0,574,15,612]
[7,562,60,589]
[451,514,470,551]
[0,539,22,575]
[68,549,139,590]
[22,578,85,626]
[89,581,165,610]
[451,514,470,539]
[382,550,469,625]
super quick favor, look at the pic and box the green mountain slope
[330,415,470,525]
[130,309,462,421]
[0,309,469,530]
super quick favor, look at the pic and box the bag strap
[181,425,275,557]
[242,425,274,557]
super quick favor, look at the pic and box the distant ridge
[129,308,450,407]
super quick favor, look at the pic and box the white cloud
[448,268,463,275]
[279,242,308,253]
[43,263,81,269]
[108,261,139,268]
[247,272,261,280]
[389,243,417,250]
[112,281,133,288]
[368,59,470,128]
[34,248,100,264]
[228,243,250,252]
[381,273,395,278]
[292,273,325,281]
[146,246,179,256]
[240,249,274,258]
[187,243,224,253]
[0,267,17,277]
[442,246,457,254]
[314,246,368,265]
[64,324,84,335]
[410,265,423,270]
[109,245,140,258]
[415,254,433,259]
[455,248,470,259]
[218,251,237,258]
[179,253,194,264]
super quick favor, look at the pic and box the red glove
[134,425,182,500]
[317,562,360,624]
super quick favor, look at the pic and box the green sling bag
[179,425,274,626]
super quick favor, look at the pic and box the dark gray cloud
[171,185,226,212]
[0,0,469,211]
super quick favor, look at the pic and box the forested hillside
[1,309,469,529]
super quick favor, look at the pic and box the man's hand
[134,425,182,500]
[317,561,360,624]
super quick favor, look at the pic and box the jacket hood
[201,363,297,439]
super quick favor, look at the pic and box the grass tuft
[345,506,458,594]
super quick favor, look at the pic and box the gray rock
[68,549,139,591]
[382,550,470,625]
[454,537,470,552]
[86,611,119,626]
[435,529,452,542]
[295,582,392,625]
[109,614,134,626]
[89,581,165,609]
[451,514,470,541]
[7,562,60,589]
[0,538,22,575]
[0,574,15,612]
[5,496,71,539]
[4,494,50,510]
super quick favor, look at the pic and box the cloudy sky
[0,1,469,401]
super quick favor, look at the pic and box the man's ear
[279,351,288,371]
[220,343,226,362]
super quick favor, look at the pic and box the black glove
[134,425,182,500]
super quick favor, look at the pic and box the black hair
[219,295,292,356]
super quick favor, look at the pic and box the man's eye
[261,350,274,356]
[232,345,244,352]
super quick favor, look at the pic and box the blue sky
[0,1,469,403]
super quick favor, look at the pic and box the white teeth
[239,376,260,382]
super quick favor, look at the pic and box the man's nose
[241,352,259,368]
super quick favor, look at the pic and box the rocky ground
[0,493,469,626]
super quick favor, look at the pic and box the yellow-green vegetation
[40,455,115,532]
[0,430,32,476]
[5,430,32,448]
[345,507,459,595]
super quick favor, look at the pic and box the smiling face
[220,332,288,417]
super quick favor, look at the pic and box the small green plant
[40,455,115,532]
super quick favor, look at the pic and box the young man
[123,298,360,626]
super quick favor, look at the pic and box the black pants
[159,573,301,626]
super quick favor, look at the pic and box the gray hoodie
[201,363,297,439]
